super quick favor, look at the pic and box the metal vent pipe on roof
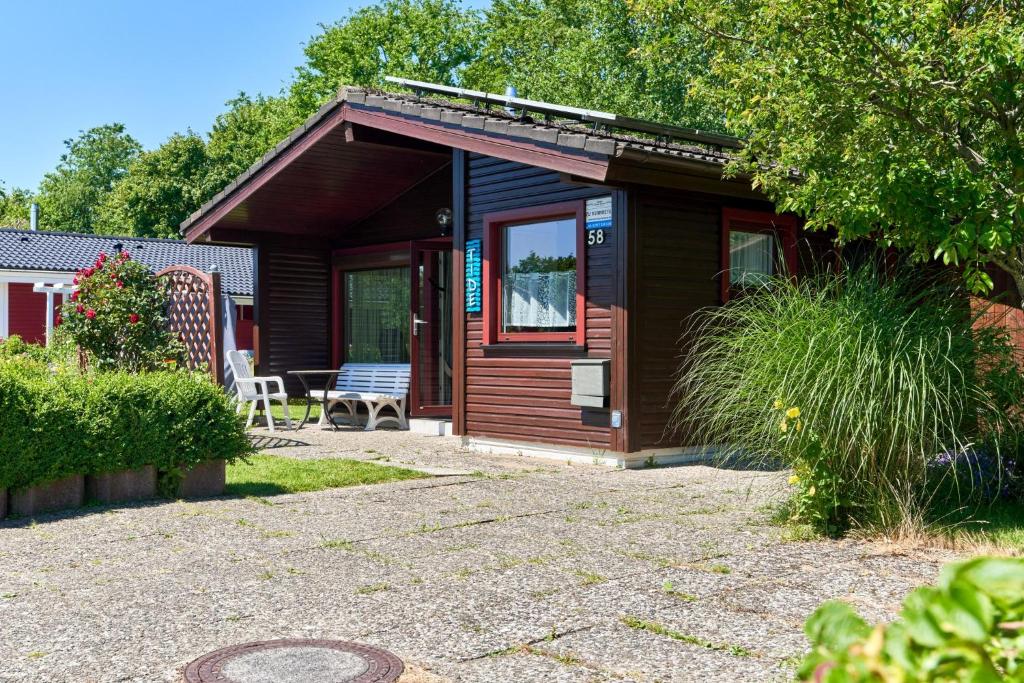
[30,203,39,231]
[504,85,517,116]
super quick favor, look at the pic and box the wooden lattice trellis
[157,265,224,384]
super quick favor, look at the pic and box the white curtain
[503,271,576,330]
[730,232,774,286]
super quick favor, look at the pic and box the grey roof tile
[0,229,252,297]
[557,133,587,149]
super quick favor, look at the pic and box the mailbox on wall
[570,358,610,408]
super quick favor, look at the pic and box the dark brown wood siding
[634,190,778,450]
[332,163,452,249]
[258,243,331,395]
[465,153,616,449]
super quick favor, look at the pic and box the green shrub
[799,557,1024,681]
[673,264,1023,534]
[57,250,182,371]
[0,358,252,491]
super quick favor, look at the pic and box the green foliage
[0,358,252,491]
[203,94,305,198]
[94,132,210,238]
[800,557,1024,682]
[290,0,485,112]
[776,404,856,536]
[0,333,77,367]
[673,264,1024,533]
[36,124,141,233]
[511,251,577,274]
[472,0,722,130]
[0,183,32,229]
[0,335,51,364]
[645,0,1024,295]
[57,251,182,372]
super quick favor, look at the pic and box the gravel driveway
[0,428,954,682]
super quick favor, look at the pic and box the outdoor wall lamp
[435,208,453,236]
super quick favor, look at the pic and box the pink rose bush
[58,251,182,371]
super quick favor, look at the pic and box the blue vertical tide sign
[465,238,482,313]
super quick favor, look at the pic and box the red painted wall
[235,304,254,350]
[7,283,61,345]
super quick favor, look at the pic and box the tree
[95,132,210,238]
[511,251,577,273]
[289,0,486,112]
[470,0,722,130]
[0,183,32,230]
[639,0,1024,295]
[203,94,305,198]
[36,124,141,233]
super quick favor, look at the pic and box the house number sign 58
[585,196,612,247]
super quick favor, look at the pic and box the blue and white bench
[311,363,411,431]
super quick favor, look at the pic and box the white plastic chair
[226,350,292,432]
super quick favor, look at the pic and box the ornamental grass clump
[673,264,1024,535]
[57,250,182,372]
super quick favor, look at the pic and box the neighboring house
[0,228,254,349]
[181,82,834,467]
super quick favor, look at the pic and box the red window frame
[482,201,587,345]
[721,208,799,303]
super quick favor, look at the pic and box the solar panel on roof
[383,76,742,151]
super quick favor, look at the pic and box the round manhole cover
[183,639,404,683]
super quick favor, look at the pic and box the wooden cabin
[181,83,818,467]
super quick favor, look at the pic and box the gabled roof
[181,86,751,242]
[0,228,253,297]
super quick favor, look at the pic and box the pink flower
[72,276,79,285]
[97,252,107,263]
[120,251,130,261]
[129,313,140,324]
[85,309,96,319]
[76,304,84,314]
[111,273,118,280]
[70,290,79,301]
[116,281,124,289]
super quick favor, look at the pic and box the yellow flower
[786,406,801,419]
[773,399,784,410]
[788,474,800,485]
[795,420,803,432]
[807,485,816,496]
[779,419,789,433]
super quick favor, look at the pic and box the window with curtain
[345,267,409,363]
[729,231,775,287]
[501,217,577,334]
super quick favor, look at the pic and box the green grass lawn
[266,399,321,422]
[225,455,425,497]
[934,500,1024,552]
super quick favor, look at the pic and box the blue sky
[0,1,397,191]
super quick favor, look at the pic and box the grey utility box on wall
[570,358,610,408]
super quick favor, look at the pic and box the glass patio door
[344,267,410,363]
[410,240,453,416]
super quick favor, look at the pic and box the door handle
[412,317,428,336]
